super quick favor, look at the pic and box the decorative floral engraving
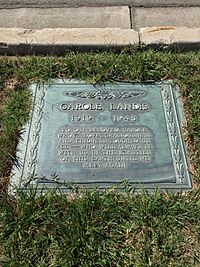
[63,90,145,100]
[161,87,185,183]
[27,87,46,176]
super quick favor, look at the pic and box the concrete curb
[139,27,200,50]
[0,27,200,55]
[0,28,138,55]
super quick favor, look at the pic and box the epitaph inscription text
[56,127,154,168]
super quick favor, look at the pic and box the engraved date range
[70,114,138,123]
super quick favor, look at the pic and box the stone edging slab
[140,27,200,50]
[0,28,138,55]
[0,27,200,55]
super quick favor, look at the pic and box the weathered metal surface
[11,80,192,192]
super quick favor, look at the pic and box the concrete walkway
[1,0,200,8]
[0,1,200,55]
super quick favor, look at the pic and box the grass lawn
[0,49,200,266]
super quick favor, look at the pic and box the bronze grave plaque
[11,80,192,192]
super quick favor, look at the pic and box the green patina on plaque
[11,80,192,192]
